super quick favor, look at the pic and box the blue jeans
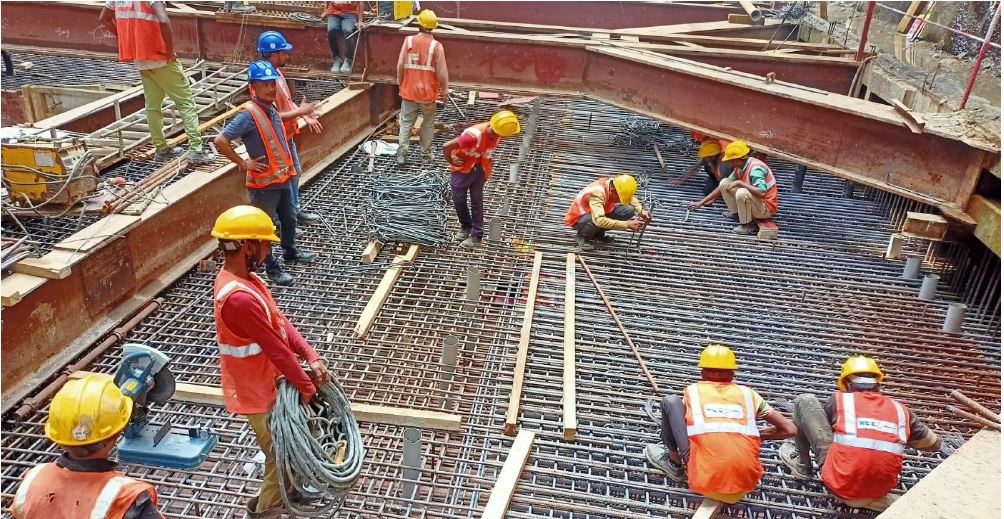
[288,140,303,214]
[248,184,297,272]
[326,13,358,59]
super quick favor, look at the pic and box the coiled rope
[270,378,364,517]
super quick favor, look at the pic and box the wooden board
[504,251,544,436]
[893,99,925,134]
[480,429,536,519]
[694,498,724,519]
[53,214,139,253]
[361,241,383,264]
[897,1,925,34]
[754,218,779,241]
[354,245,421,338]
[903,211,948,240]
[467,91,477,105]
[562,253,577,441]
[12,250,80,279]
[728,13,752,24]
[1,273,47,307]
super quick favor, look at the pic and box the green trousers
[246,412,282,512]
[139,60,202,153]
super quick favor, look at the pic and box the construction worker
[396,9,449,166]
[256,31,323,225]
[671,133,730,195]
[644,344,797,504]
[687,140,778,235]
[99,1,214,165]
[564,174,651,252]
[323,1,363,74]
[441,110,521,249]
[214,60,318,287]
[777,356,942,512]
[210,205,332,517]
[10,375,163,518]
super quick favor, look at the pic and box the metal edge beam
[419,1,748,29]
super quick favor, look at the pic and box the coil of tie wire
[270,377,364,518]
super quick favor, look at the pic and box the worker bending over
[671,133,729,195]
[778,356,941,512]
[10,375,163,518]
[645,344,797,504]
[396,9,449,166]
[442,110,520,249]
[211,205,331,518]
[688,141,778,235]
[565,174,651,252]
[215,60,318,286]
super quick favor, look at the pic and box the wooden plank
[562,253,577,441]
[361,241,383,264]
[1,273,46,307]
[53,214,139,253]
[694,498,724,519]
[903,211,948,240]
[504,251,544,437]
[402,244,421,262]
[897,1,924,33]
[354,246,420,338]
[653,143,666,172]
[480,429,536,519]
[754,218,779,241]
[11,249,83,279]
[968,195,1000,256]
[819,1,828,20]
[892,99,925,133]
[728,13,752,24]
[467,91,477,105]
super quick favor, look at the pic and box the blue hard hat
[248,60,282,82]
[257,31,293,54]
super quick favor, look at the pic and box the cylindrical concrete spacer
[509,163,519,184]
[942,303,967,334]
[401,427,422,499]
[901,255,922,280]
[488,217,502,242]
[918,274,940,300]
[792,165,806,193]
[439,334,459,391]
[465,267,480,303]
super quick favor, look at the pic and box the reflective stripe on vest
[450,123,498,178]
[215,279,271,359]
[686,384,760,437]
[113,5,159,22]
[11,465,44,515]
[90,476,134,519]
[833,392,907,454]
[241,101,293,188]
[112,2,169,63]
[403,36,438,72]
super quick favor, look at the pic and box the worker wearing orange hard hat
[645,344,797,504]
[10,375,164,518]
[777,355,941,512]
[687,140,779,235]
[671,133,730,195]
[396,9,449,166]
[564,173,651,252]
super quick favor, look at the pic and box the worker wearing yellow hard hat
[10,375,164,518]
[670,132,730,195]
[645,344,796,505]
[687,140,780,235]
[564,173,652,251]
[777,355,941,512]
[396,9,449,166]
[442,110,521,249]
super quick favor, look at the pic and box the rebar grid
[0,51,139,91]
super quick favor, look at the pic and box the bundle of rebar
[365,169,450,247]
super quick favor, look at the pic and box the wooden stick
[354,245,420,338]
[948,405,1002,431]
[950,390,1001,423]
[693,498,724,519]
[577,255,661,394]
[480,429,536,519]
[653,143,666,172]
[562,252,577,441]
[504,251,543,436]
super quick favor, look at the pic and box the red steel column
[856,1,877,61]
[960,4,1001,109]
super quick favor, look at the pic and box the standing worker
[645,344,797,505]
[323,1,363,75]
[687,140,778,235]
[99,1,214,164]
[565,174,651,252]
[441,110,520,249]
[10,375,163,518]
[256,31,323,225]
[210,205,332,518]
[777,356,942,512]
[671,133,730,195]
[395,9,449,166]
[214,61,318,287]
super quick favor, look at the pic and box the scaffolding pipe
[400,427,422,500]
[960,3,1001,109]
[856,1,877,61]
[942,303,967,334]
[739,0,764,23]
[902,255,922,280]
[919,274,940,300]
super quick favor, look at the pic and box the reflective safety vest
[822,392,909,500]
[564,177,617,227]
[213,269,287,414]
[240,101,294,189]
[449,122,499,179]
[400,33,441,103]
[10,463,159,519]
[683,381,764,496]
[734,157,778,214]
[111,1,170,63]
[249,69,299,139]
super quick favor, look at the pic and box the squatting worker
[565,174,651,251]
[99,1,213,165]
[441,110,521,250]
[687,140,778,235]
[210,205,332,518]
[396,9,449,166]
[10,375,164,518]
[214,60,318,287]
[671,132,730,195]
[645,344,797,504]
[777,355,942,512]
[323,1,362,74]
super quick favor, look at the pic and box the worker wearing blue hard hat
[213,60,319,287]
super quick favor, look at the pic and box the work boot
[733,223,758,235]
[245,497,282,519]
[459,236,482,250]
[396,149,408,166]
[575,236,595,252]
[777,441,812,480]
[330,57,343,73]
[266,268,294,287]
[456,228,471,242]
[421,152,434,165]
[839,494,899,512]
[594,232,615,244]
[339,59,352,75]
[297,210,321,224]
[153,146,185,162]
[283,248,318,264]
[722,210,739,222]
[187,148,216,166]
[644,444,685,483]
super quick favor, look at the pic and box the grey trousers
[792,393,834,466]
[659,395,691,465]
[574,204,636,239]
[398,99,437,155]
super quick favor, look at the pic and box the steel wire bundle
[365,169,450,246]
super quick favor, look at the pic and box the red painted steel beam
[420,1,747,29]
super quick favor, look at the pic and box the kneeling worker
[687,141,778,235]
[644,344,797,504]
[10,375,163,518]
[565,173,651,251]
[778,355,941,512]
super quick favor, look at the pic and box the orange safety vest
[683,381,763,496]
[399,33,441,103]
[213,269,288,414]
[733,157,778,214]
[564,177,617,228]
[111,1,170,63]
[240,101,295,189]
[249,69,299,139]
[449,122,500,179]
[822,392,910,501]
[10,463,159,519]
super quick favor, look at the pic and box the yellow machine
[1,142,97,205]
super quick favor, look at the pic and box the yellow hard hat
[837,355,885,391]
[211,205,280,242]
[489,110,521,137]
[698,344,738,370]
[45,374,132,447]
[417,9,438,30]
[697,140,722,159]
[611,174,637,204]
[722,140,751,162]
